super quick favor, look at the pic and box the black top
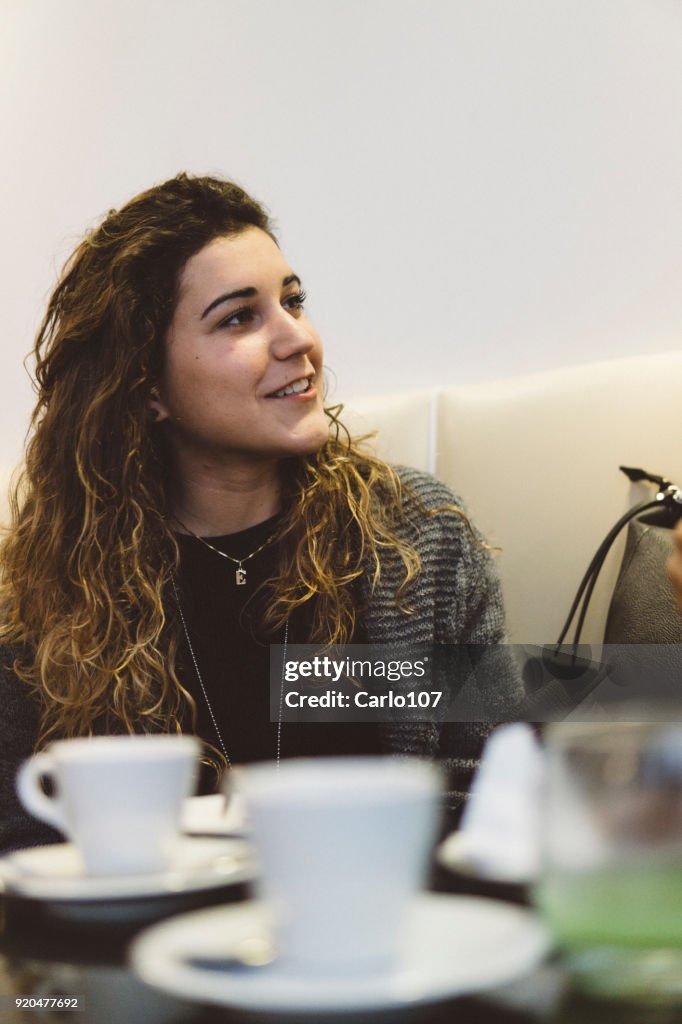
[174,516,382,783]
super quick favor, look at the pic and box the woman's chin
[279,412,332,457]
[283,427,330,458]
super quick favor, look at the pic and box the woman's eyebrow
[200,274,302,320]
[201,286,256,319]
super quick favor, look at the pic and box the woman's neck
[169,463,281,537]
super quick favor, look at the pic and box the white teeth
[272,378,311,398]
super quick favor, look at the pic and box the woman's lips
[266,376,315,399]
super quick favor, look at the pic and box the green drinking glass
[535,719,682,1005]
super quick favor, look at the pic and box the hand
[666,520,682,613]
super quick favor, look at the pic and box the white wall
[2,0,681,469]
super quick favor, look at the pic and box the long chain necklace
[171,578,288,770]
[173,516,280,586]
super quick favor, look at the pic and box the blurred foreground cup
[234,756,442,977]
[535,719,682,1004]
[17,735,199,875]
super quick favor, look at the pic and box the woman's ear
[148,388,169,423]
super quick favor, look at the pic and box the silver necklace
[174,516,280,586]
[171,577,288,769]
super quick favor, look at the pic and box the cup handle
[16,752,68,833]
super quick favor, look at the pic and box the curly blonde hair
[0,174,427,749]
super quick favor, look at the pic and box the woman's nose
[270,309,317,360]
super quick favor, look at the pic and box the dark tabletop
[0,866,677,1024]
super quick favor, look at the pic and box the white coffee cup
[234,756,442,977]
[16,735,199,876]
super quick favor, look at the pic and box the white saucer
[181,794,245,836]
[130,893,550,1013]
[0,836,253,902]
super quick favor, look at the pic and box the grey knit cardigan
[0,467,522,853]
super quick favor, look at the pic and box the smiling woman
[0,173,522,853]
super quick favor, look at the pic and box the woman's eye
[283,290,307,315]
[217,307,254,328]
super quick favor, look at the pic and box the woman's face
[152,227,328,472]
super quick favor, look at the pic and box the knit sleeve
[0,654,62,854]
[395,469,524,828]
[438,513,524,828]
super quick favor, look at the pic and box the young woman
[0,174,522,852]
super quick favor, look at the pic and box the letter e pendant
[235,567,247,586]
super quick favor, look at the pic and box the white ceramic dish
[130,893,550,1013]
[0,836,252,902]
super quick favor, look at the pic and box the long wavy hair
[0,173,433,749]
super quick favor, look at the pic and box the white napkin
[439,723,545,882]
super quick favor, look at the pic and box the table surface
[0,865,675,1024]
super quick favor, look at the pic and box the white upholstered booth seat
[343,351,682,645]
[335,389,437,476]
